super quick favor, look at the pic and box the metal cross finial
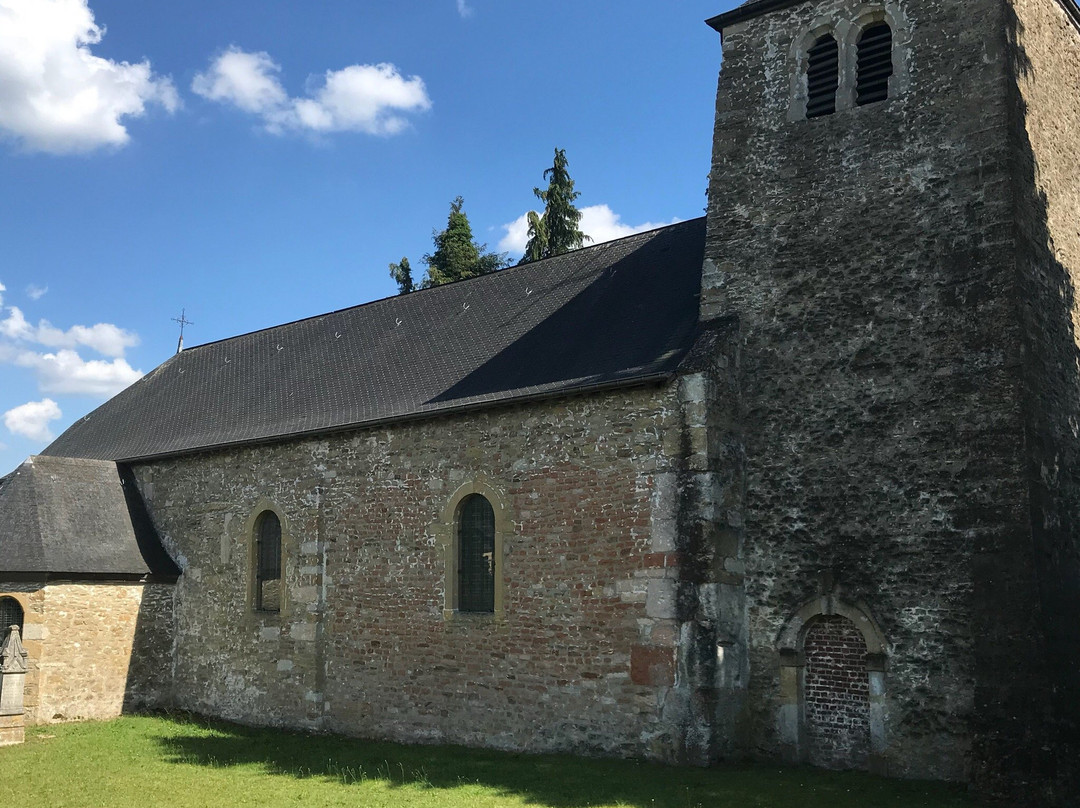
[172,308,193,354]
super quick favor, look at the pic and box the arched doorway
[803,614,870,768]
[776,595,888,772]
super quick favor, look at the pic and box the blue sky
[0,0,736,474]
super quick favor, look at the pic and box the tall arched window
[254,511,282,612]
[856,22,893,105]
[806,34,839,119]
[457,494,495,613]
[0,597,23,637]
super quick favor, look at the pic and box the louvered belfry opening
[0,597,23,638]
[458,494,495,612]
[806,34,839,118]
[857,22,893,105]
[255,511,282,612]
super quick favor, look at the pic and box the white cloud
[499,204,680,254]
[0,296,142,400]
[26,285,48,301]
[0,0,178,154]
[0,282,5,306]
[192,48,431,137]
[0,306,138,357]
[190,49,286,115]
[14,349,141,396]
[3,398,61,442]
[456,0,474,18]
[499,213,532,254]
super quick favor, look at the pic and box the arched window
[457,494,495,613]
[806,34,839,119]
[0,597,23,637]
[254,511,282,612]
[856,22,893,105]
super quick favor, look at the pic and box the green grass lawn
[0,715,976,808]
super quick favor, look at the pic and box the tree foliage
[388,256,414,295]
[388,197,509,294]
[522,210,547,264]
[422,196,508,287]
[521,148,588,264]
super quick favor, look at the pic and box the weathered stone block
[646,579,677,619]
[630,645,676,687]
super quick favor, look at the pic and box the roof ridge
[183,217,702,353]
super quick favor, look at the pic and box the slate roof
[0,455,179,577]
[44,217,706,463]
[706,0,807,32]
[706,0,1080,33]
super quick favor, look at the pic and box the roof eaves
[707,0,1080,35]
[115,370,680,465]
[1058,0,1080,33]
[0,566,177,578]
[706,0,809,33]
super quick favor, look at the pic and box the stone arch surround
[430,476,512,620]
[776,595,888,773]
[803,614,871,768]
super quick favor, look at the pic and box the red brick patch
[804,615,870,769]
[630,644,676,686]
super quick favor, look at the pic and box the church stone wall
[1004,0,1080,801]
[0,582,174,724]
[704,0,1022,783]
[132,383,724,761]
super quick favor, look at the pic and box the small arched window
[806,34,839,119]
[856,22,893,105]
[457,494,495,613]
[254,511,282,612]
[0,597,23,638]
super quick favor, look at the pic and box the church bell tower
[700,0,1080,801]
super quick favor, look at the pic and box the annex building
[1,0,1079,803]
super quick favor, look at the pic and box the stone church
[1,0,1078,803]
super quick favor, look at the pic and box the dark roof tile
[44,218,705,462]
[0,456,179,577]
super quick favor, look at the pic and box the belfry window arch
[790,8,909,121]
[806,33,840,118]
[855,21,894,105]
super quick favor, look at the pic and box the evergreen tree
[422,196,508,287]
[521,148,588,264]
[389,256,414,295]
[522,210,547,264]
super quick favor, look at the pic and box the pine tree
[389,256,414,295]
[422,196,508,287]
[521,148,588,264]
[522,210,547,264]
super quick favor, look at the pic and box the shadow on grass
[150,713,974,808]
